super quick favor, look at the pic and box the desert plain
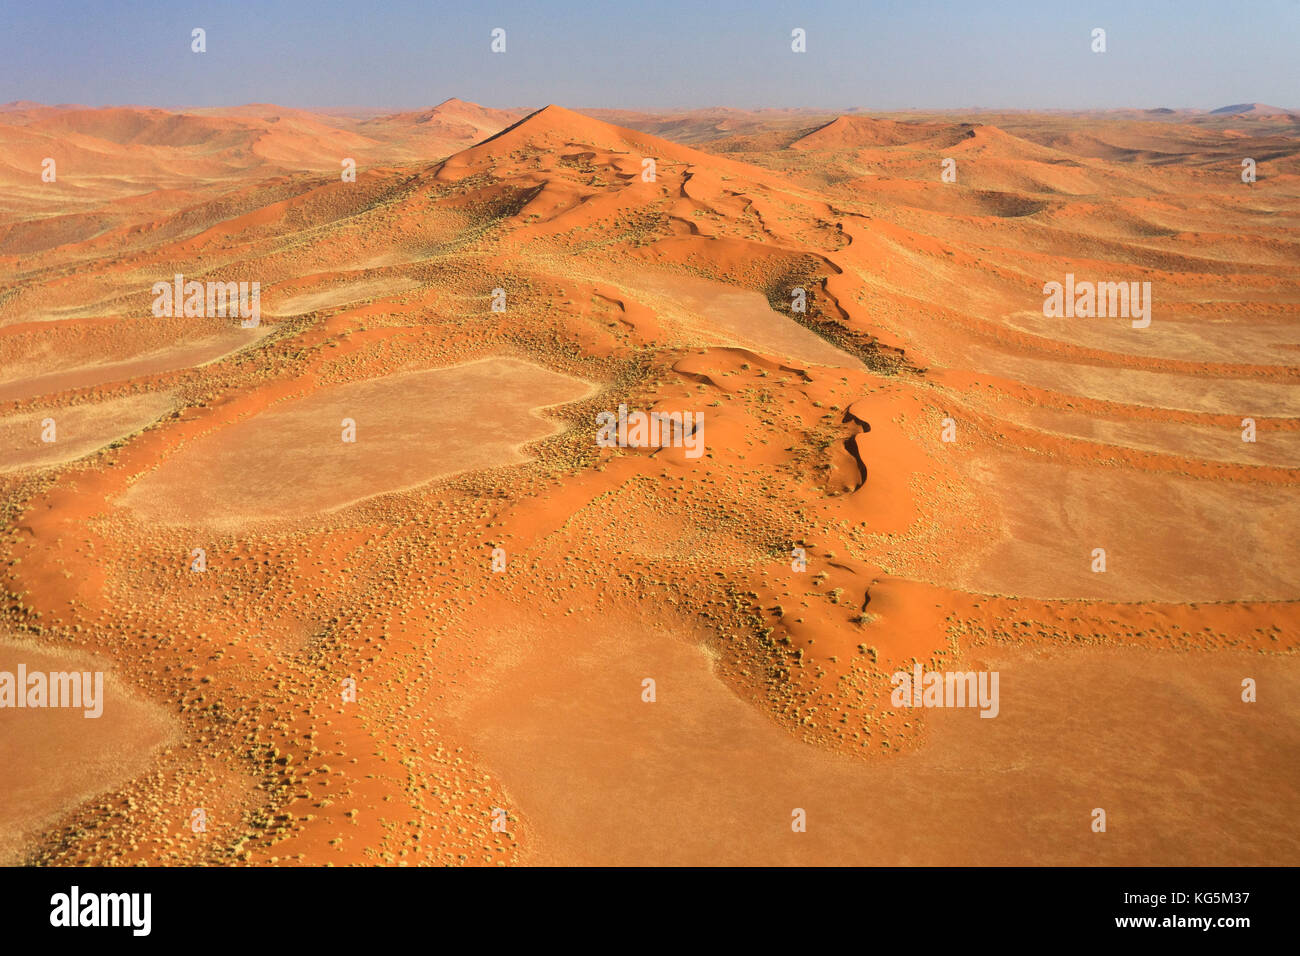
[0,98,1297,865]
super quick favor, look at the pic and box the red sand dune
[1,100,1297,867]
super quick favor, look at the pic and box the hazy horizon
[3,0,1297,112]
[5,99,1298,115]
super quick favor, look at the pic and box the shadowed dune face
[1,101,1297,867]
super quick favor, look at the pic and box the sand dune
[2,100,1296,868]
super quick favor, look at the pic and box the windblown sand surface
[0,391,174,472]
[0,324,270,402]
[952,453,1299,601]
[622,271,862,368]
[1,101,1296,866]
[266,276,423,317]
[452,603,1298,865]
[122,358,593,525]
[0,637,175,865]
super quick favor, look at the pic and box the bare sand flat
[968,346,1300,416]
[0,391,173,472]
[451,599,1299,865]
[0,637,175,865]
[120,357,593,525]
[951,451,1300,602]
[1015,403,1300,467]
[626,271,862,368]
[0,326,270,402]
[1001,308,1299,367]
[266,276,422,317]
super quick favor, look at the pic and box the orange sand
[1,100,1296,867]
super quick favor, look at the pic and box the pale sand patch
[9,300,129,325]
[1015,402,1300,467]
[0,391,174,473]
[120,357,593,526]
[624,271,862,369]
[450,599,1299,865]
[0,326,270,402]
[951,450,1299,602]
[0,637,175,865]
[967,345,1300,416]
[1002,308,1298,367]
[265,276,422,316]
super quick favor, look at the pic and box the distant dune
[1210,102,1295,116]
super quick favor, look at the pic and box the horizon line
[5,100,1297,116]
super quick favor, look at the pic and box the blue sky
[2,0,1297,110]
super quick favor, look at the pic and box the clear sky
[2,0,1297,111]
